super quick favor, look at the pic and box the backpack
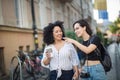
[90,36,112,72]
[96,43,112,72]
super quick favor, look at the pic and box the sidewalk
[0,75,9,80]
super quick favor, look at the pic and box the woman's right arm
[64,37,97,54]
[42,54,51,65]
[41,47,51,66]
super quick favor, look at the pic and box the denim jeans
[81,64,107,80]
[49,70,57,80]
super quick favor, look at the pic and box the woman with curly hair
[41,21,79,80]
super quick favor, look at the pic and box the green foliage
[65,30,82,42]
[96,27,111,46]
[65,31,76,40]
[109,17,120,33]
[109,24,120,33]
[96,29,104,42]
[114,18,120,24]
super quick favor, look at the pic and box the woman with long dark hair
[64,19,107,80]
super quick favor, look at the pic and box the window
[1,0,17,26]
[19,46,24,51]
[14,0,19,25]
[26,45,30,52]
[46,7,52,23]
[26,0,32,28]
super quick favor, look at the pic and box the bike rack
[10,56,23,80]
[9,50,49,80]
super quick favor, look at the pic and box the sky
[93,0,120,23]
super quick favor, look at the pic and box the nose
[74,30,77,34]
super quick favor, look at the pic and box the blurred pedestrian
[64,19,107,80]
[41,21,79,80]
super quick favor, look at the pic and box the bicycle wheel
[39,66,50,80]
[24,54,33,74]
[22,53,37,80]
[10,56,23,80]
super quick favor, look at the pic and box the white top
[41,42,79,71]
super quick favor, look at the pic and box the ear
[83,26,86,31]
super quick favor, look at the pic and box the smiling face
[53,26,63,41]
[74,23,86,37]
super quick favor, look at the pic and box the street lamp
[31,0,38,52]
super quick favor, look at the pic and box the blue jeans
[81,64,107,80]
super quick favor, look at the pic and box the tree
[109,18,120,33]
[65,30,82,42]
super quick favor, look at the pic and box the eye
[74,27,79,31]
[54,31,58,33]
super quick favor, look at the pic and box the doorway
[0,47,5,76]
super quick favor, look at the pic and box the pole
[31,0,38,52]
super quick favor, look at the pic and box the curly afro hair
[43,21,65,45]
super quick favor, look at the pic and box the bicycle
[10,50,50,80]
[25,50,50,80]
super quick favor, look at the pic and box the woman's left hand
[63,37,75,43]
[73,71,79,80]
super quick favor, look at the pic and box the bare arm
[73,65,79,79]
[64,37,97,54]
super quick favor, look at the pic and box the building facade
[0,0,94,75]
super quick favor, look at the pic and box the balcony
[61,0,73,3]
